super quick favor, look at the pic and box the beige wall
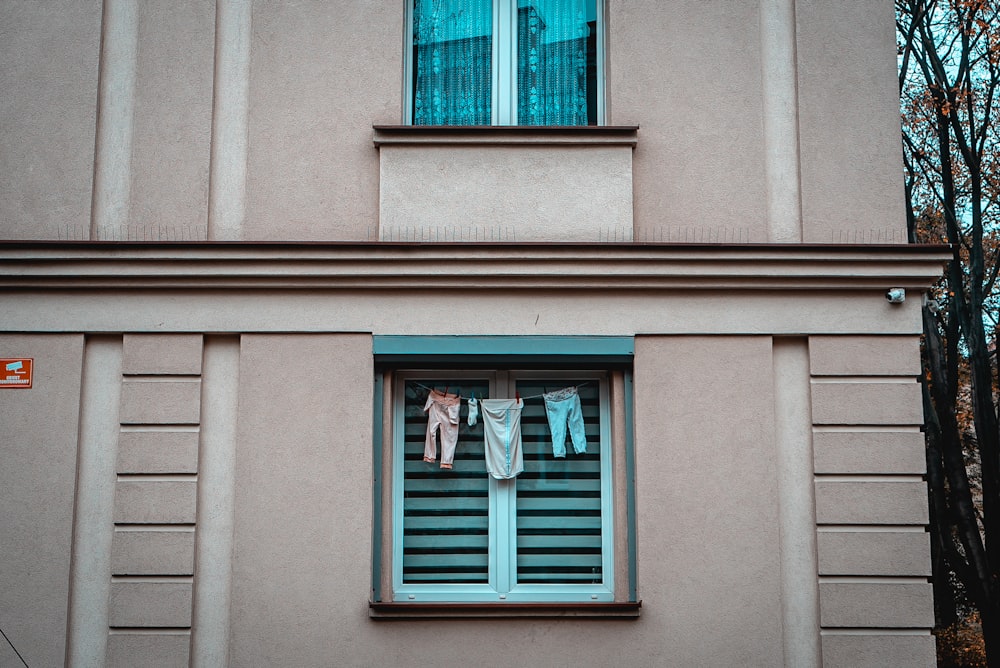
[0,0,935,665]
[795,0,907,243]
[229,334,373,664]
[634,336,785,665]
[0,0,906,244]
[0,334,84,667]
[129,0,214,241]
[0,326,937,665]
[244,1,400,240]
[611,0,769,242]
[0,2,101,240]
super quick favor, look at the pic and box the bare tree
[898,0,1000,661]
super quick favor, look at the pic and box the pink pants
[423,390,461,468]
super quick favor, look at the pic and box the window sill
[372,125,638,147]
[368,601,642,619]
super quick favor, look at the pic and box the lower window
[391,370,614,602]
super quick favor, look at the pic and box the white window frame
[390,369,614,602]
[402,0,606,126]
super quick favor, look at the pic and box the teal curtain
[412,0,493,125]
[411,0,597,126]
[517,0,596,126]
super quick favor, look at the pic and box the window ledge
[372,125,638,147]
[369,601,642,619]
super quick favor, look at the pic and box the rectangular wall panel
[813,431,925,474]
[120,379,202,424]
[117,431,199,474]
[821,634,936,668]
[811,382,922,425]
[817,531,931,576]
[815,481,928,525]
[112,530,195,575]
[0,3,101,239]
[229,334,374,666]
[113,481,198,524]
[109,582,193,627]
[809,336,920,376]
[123,334,204,374]
[107,633,190,668]
[819,583,934,628]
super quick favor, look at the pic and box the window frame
[370,336,638,615]
[402,0,606,126]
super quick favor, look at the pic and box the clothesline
[410,381,591,401]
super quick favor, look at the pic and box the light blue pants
[542,386,588,458]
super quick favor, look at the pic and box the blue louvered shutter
[400,379,491,584]
[515,379,605,585]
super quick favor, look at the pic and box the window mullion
[494,0,516,125]
[493,370,513,593]
[495,480,515,594]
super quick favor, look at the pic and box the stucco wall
[611,0,770,242]
[0,0,906,243]
[229,334,374,664]
[244,2,400,240]
[633,336,785,665]
[0,2,100,240]
[128,0,214,241]
[0,317,937,665]
[795,0,907,243]
[0,334,84,667]
[0,0,935,665]
[221,337,788,666]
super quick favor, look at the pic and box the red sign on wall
[1,358,33,389]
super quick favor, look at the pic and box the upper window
[406,0,602,126]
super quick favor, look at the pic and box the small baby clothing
[481,398,524,479]
[542,386,588,457]
[424,389,461,468]
[467,396,479,426]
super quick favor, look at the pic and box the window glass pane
[515,379,603,583]
[402,379,491,583]
[412,0,493,125]
[516,0,597,125]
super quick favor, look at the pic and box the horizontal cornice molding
[0,242,949,292]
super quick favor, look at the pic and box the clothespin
[515,390,520,401]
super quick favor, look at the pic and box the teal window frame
[371,336,636,606]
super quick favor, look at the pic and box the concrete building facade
[1,1,948,666]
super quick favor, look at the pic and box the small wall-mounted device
[886,288,906,304]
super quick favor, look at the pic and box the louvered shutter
[401,379,491,584]
[515,380,604,584]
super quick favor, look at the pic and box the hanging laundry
[467,395,479,426]
[542,386,588,458]
[423,389,461,469]
[481,398,524,479]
